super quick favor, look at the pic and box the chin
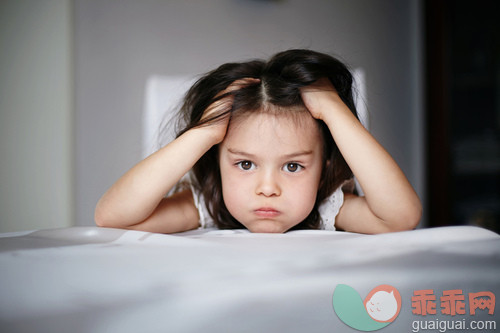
[245,220,292,234]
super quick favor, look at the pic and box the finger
[300,77,336,93]
[201,98,233,120]
[222,77,261,94]
[205,78,261,120]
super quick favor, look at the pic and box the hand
[300,78,346,121]
[200,78,260,144]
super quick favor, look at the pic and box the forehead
[222,111,322,154]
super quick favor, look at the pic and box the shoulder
[318,185,345,230]
[188,178,216,229]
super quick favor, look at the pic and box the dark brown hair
[174,49,358,230]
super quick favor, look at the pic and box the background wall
[0,0,424,232]
[0,0,73,233]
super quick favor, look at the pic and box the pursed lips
[254,207,281,218]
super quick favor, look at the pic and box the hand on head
[300,78,342,121]
[200,77,261,144]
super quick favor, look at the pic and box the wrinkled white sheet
[0,226,499,332]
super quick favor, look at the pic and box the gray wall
[0,0,73,233]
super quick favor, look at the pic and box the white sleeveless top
[191,184,344,231]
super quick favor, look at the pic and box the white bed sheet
[0,226,499,332]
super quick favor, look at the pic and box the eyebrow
[227,148,314,159]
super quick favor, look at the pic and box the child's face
[219,111,324,233]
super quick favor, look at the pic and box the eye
[283,162,303,173]
[237,160,255,171]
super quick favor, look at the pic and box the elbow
[409,195,423,229]
[94,202,114,228]
[94,206,106,228]
[94,201,140,229]
[405,207,422,230]
[398,200,423,231]
[382,200,422,233]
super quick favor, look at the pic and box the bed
[1,225,499,332]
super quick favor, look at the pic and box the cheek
[300,163,323,195]
[219,167,245,210]
[297,183,319,212]
[287,176,321,214]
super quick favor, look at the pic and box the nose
[256,170,281,197]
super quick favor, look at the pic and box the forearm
[322,102,421,230]
[95,127,217,228]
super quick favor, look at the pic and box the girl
[95,49,422,234]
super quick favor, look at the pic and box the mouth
[254,207,281,218]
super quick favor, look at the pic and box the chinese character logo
[469,291,495,315]
[333,284,402,331]
[411,289,495,316]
